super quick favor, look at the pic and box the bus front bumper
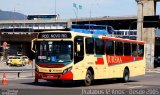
[35,71,73,80]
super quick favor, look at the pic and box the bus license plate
[43,75,59,79]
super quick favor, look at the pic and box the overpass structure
[0,20,67,32]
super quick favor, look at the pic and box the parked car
[21,56,29,64]
[6,56,14,65]
[7,56,27,66]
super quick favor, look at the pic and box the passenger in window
[138,49,143,56]
[132,51,137,57]
[132,51,137,61]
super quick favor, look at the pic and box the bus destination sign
[38,32,72,39]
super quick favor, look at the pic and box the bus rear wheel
[122,68,129,83]
[84,70,94,86]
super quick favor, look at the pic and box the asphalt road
[0,71,160,95]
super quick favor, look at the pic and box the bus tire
[122,68,129,83]
[84,70,94,86]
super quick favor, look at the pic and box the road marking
[144,74,153,76]
[128,86,143,89]
[154,71,160,73]
[147,70,160,73]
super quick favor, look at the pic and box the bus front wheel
[84,70,94,86]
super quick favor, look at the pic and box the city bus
[70,24,114,34]
[31,31,145,86]
[113,30,137,40]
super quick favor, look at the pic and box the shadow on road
[22,79,139,88]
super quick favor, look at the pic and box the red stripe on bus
[136,56,143,60]
[37,64,65,68]
[121,56,134,63]
[106,55,143,66]
[61,71,73,80]
[96,58,104,65]
[35,71,73,80]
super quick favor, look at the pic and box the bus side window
[105,40,114,55]
[124,42,131,56]
[85,38,94,54]
[138,44,144,57]
[132,43,137,57]
[74,36,84,63]
[115,41,123,55]
[95,38,104,55]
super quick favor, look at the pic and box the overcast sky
[0,0,160,19]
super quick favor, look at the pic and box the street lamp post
[54,0,57,21]
[55,0,57,16]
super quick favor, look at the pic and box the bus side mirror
[31,39,37,53]
[77,43,81,52]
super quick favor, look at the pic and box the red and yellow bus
[31,31,145,86]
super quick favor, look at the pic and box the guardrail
[0,69,35,78]
[0,68,34,72]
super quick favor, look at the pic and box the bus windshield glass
[36,41,73,64]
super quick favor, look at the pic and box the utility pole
[13,6,15,33]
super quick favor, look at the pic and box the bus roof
[37,31,144,44]
[102,36,144,44]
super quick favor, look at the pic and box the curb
[146,69,160,73]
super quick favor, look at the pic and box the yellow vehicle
[21,56,29,64]
[6,56,14,65]
[9,56,26,66]
[31,31,145,86]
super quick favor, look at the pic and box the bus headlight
[63,67,72,74]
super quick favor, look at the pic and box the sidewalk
[146,67,160,72]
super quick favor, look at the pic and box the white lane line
[154,71,160,73]
[147,71,160,73]
[128,86,143,89]
[144,75,153,76]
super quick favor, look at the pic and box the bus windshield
[36,41,73,64]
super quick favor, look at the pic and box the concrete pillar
[137,0,157,69]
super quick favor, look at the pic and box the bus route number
[39,33,71,39]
